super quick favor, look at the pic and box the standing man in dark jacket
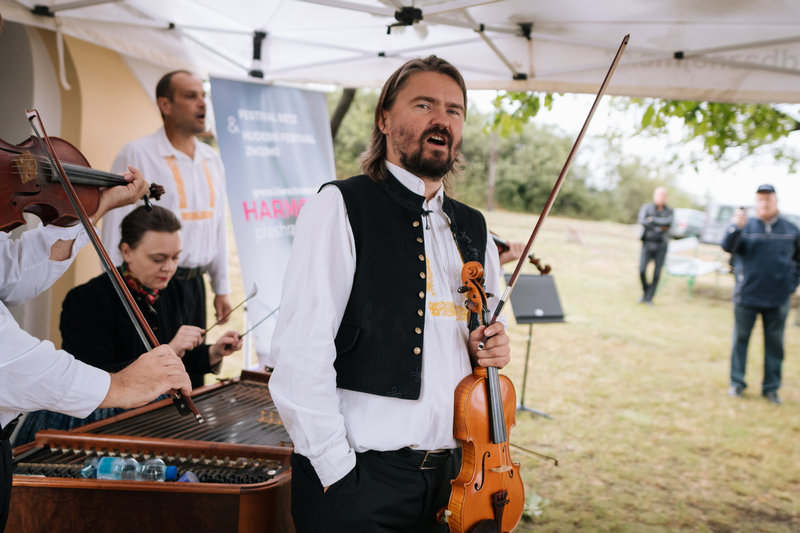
[722,184,800,405]
[637,187,674,304]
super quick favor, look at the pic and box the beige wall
[36,31,162,346]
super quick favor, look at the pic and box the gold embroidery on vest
[426,259,434,295]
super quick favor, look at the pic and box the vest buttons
[419,272,426,279]
[417,237,423,243]
[412,221,420,228]
[417,309,424,317]
[418,291,425,299]
[415,327,422,334]
[413,347,421,355]
[418,254,425,261]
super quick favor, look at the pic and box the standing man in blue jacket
[722,184,800,405]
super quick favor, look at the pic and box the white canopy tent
[2,0,800,103]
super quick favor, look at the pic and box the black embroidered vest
[326,173,487,400]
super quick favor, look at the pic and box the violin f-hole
[10,189,42,204]
[474,451,490,491]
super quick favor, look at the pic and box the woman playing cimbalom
[14,206,241,445]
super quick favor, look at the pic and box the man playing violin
[269,56,511,532]
[101,70,233,372]
[0,164,192,532]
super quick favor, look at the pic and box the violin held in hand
[438,261,524,533]
[0,135,163,232]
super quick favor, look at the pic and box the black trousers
[291,450,457,533]
[639,241,668,301]
[1,438,12,533]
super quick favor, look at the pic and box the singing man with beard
[269,56,512,532]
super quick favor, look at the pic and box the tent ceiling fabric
[3,0,800,103]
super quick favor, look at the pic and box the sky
[471,91,800,215]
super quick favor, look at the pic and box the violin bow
[479,34,629,348]
[26,110,204,424]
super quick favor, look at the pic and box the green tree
[491,91,800,170]
[630,99,800,169]
[327,88,378,179]
[458,110,602,219]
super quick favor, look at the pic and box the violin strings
[5,153,125,186]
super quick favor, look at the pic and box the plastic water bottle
[96,457,139,480]
[138,458,167,482]
[80,457,99,479]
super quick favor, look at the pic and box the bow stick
[479,34,630,348]
[26,110,204,424]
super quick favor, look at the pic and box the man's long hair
[359,56,467,188]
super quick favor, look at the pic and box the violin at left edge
[0,135,163,232]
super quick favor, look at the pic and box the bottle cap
[165,465,178,481]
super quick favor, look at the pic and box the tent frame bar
[461,10,527,79]
[679,35,800,57]
[34,0,122,15]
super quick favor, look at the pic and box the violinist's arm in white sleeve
[0,224,89,307]
[0,224,106,428]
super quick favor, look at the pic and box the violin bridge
[16,152,37,184]
[489,465,513,473]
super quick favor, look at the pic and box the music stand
[504,273,565,419]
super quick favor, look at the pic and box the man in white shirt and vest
[101,71,232,387]
[269,56,512,532]
[0,165,192,532]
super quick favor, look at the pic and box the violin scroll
[149,183,165,201]
[530,255,551,275]
[458,261,488,318]
[143,183,165,210]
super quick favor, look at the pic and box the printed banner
[210,77,334,368]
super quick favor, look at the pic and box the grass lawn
[211,209,800,532]
[486,210,800,532]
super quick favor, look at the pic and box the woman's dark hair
[119,205,181,250]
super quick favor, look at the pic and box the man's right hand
[734,208,748,229]
[99,345,191,409]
